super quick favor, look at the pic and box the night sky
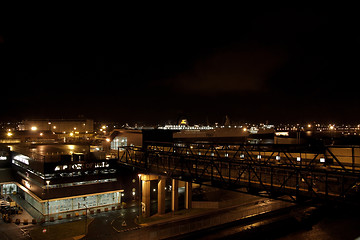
[1,7,359,125]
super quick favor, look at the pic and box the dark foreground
[181,204,360,240]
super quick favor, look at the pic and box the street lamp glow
[31,126,37,131]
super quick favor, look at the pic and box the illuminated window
[111,137,127,150]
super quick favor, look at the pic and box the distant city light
[31,126,37,131]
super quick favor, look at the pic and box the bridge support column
[171,179,178,212]
[185,182,192,209]
[158,177,166,215]
[142,180,151,218]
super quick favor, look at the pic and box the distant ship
[173,125,274,143]
[160,116,274,143]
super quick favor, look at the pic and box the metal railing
[118,142,360,203]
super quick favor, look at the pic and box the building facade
[1,144,127,219]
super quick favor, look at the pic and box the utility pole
[78,203,88,237]
[46,180,50,221]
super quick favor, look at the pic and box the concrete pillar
[171,179,178,212]
[142,180,151,218]
[185,182,192,209]
[158,177,166,215]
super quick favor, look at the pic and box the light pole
[78,203,88,237]
[46,180,50,221]
[138,174,141,219]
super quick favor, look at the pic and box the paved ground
[0,196,36,240]
[86,202,141,239]
[0,191,295,240]
[0,205,139,240]
[0,222,33,240]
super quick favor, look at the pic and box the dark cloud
[1,7,360,124]
[165,44,287,94]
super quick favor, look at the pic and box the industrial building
[0,143,130,220]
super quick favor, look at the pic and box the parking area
[1,196,34,224]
